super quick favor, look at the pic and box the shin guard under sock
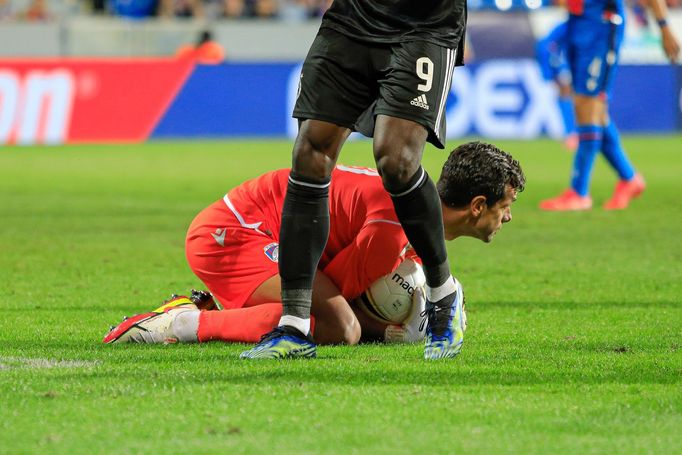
[602,122,635,181]
[571,125,603,196]
[278,171,330,323]
[387,167,451,288]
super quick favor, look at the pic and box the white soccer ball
[359,259,426,324]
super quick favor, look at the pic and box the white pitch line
[0,357,100,370]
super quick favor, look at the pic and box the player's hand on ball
[384,286,427,343]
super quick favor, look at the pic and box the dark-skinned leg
[373,115,452,291]
[277,120,350,336]
[373,115,460,357]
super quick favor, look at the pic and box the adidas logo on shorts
[410,94,429,110]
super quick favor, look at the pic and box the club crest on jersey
[263,243,279,262]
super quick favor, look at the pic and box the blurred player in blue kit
[535,21,578,151]
[540,0,679,211]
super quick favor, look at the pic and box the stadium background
[0,0,680,145]
[2,2,682,454]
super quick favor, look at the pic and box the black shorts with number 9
[293,27,460,149]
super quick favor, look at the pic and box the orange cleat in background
[603,174,646,210]
[539,189,592,211]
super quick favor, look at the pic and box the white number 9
[416,57,434,92]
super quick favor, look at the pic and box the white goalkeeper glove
[384,286,427,343]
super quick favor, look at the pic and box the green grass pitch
[1,136,681,454]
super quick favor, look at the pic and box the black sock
[387,167,451,288]
[279,171,330,319]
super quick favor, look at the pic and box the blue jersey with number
[566,0,625,97]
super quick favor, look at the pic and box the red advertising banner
[0,58,194,145]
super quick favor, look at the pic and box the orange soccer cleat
[539,189,592,211]
[603,174,646,210]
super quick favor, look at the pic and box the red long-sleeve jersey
[224,165,410,300]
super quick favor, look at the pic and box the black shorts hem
[292,110,357,130]
[373,108,446,149]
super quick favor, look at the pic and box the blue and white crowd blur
[1,0,675,23]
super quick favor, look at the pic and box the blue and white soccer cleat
[423,278,465,360]
[239,326,316,360]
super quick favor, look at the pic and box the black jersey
[321,0,466,52]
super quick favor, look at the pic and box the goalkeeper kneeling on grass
[104,141,525,346]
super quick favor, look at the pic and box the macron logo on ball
[391,272,416,295]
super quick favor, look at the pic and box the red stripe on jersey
[567,0,584,15]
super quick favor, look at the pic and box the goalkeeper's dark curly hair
[437,141,526,208]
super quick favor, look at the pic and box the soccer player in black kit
[241,0,468,360]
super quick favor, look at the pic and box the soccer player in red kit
[106,166,422,346]
[189,165,409,314]
[104,142,526,349]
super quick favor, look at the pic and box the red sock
[197,303,316,343]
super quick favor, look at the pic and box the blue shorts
[538,49,572,86]
[567,15,624,98]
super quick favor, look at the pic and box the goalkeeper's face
[474,185,517,243]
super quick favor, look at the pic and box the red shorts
[185,197,280,309]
